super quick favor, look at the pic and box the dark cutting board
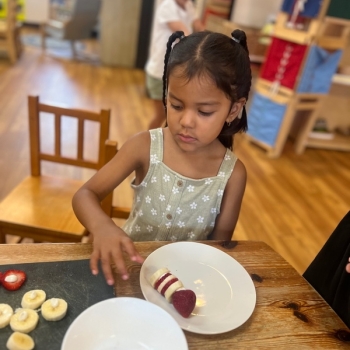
[0,259,115,350]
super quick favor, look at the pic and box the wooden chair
[0,0,22,63]
[0,95,113,244]
[100,140,131,220]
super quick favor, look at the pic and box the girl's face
[166,68,243,153]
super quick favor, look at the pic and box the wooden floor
[0,32,349,274]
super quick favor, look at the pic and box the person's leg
[146,74,166,129]
[148,100,166,129]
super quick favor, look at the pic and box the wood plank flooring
[0,32,349,274]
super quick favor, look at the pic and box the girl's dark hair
[162,30,251,150]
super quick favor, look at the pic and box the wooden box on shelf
[315,17,350,50]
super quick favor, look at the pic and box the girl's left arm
[208,159,247,241]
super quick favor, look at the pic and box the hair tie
[232,37,240,43]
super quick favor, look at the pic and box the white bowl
[61,297,188,350]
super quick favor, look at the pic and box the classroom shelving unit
[246,0,350,157]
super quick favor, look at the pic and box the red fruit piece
[1,269,26,291]
[160,278,178,296]
[154,273,171,290]
[172,289,196,318]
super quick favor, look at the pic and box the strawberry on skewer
[149,268,196,318]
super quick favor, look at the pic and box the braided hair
[162,29,252,150]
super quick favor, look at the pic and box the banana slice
[6,331,35,350]
[21,290,46,309]
[41,298,68,321]
[0,304,14,329]
[149,267,169,287]
[10,309,39,333]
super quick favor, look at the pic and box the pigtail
[162,31,185,109]
[231,29,249,56]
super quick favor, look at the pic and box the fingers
[346,258,350,273]
[100,254,116,286]
[111,244,129,281]
[90,237,144,285]
[90,249,100,276]
[90,245,117,285]
[122,239,145,264]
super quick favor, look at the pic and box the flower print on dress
[135,225,141,232]
[146,225,153,232]
[150,154,160,164]
[172,187,179,194]
[159,194,166,201]
[211,208,217,214]
[190,202,197,209]
[136,196,141,203]
[210,221,215,227]
[187,231,196,239]
[187,185,194,192]
[166,204,171,211]
[205,178,213,185]
[151,133,156,141]
[138,209,144,217]
[145,196,151,204]
[202,195,210,202]
[165,222,172,229]
[177,221,185,228]
[151,176,157,183]
[170,235,177,242]
[218,171,225,178]
[176,207,182,215]
[197,216,204,223]
[141,181,147,187]
[163,174,170,182]
[151,208,157,216]
[224,154,231,161]
[217,189,224,197]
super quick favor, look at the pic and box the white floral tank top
[122,128,237,241]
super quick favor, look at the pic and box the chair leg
[0,228,6,244]
[8,37,18,64]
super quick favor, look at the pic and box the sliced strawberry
[154,273,171,290]
[1,269,26,291]
[172,289,196,318]
[160,278,178,296]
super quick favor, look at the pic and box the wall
[230,0,282,28]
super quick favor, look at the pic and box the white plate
[61,297,188,350]
[140,242,256,334]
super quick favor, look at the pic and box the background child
[145,0,204,129]
[72,29,252,285]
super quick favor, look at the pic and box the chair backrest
[28,95,110,176]
[100,140,130,219]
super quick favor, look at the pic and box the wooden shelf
[306,133,350,151]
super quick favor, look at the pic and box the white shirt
[145,0,198,79]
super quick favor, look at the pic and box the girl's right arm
[72,132,150,284]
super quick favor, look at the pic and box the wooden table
[1,240,349,349]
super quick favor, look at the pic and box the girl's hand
[346,258,350,273]
[89,224,144,285]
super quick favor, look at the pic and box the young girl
[72,29,252,285]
